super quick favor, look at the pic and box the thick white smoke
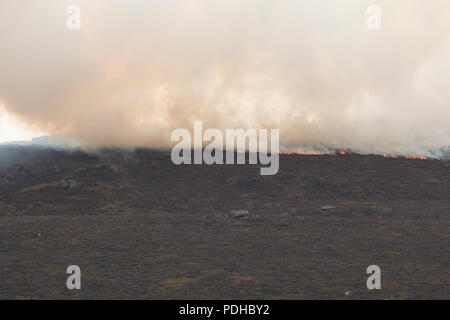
[0,0,449,156]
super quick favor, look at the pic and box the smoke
[0,0,449,156]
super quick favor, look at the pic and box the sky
[0,104,45,143]
[0,0,449,156]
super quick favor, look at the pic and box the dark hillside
[0,146,449,299]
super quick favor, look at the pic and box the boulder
[61,179,79,190]
[93,163,118,172]
[61,179,70,190]
[68,179,79,188]
[17,167,29,177]
[5,174,16,182]
[229,210,250,219]
[74,167,87,173]
[4,167,30,182]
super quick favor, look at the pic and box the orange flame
[281,148,432,160]
[282,147,324,155]
[405,156,428,160]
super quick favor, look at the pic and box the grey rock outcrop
[61,179,78,190]
[229,210,250,219]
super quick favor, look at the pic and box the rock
[93,163,107,169]
[5,174,16,182]
[321,205,335,211]
[93,163,118,172]
[230,210,250,219]
[16,204,29,213]
[17,167,30,177]
[74,167,87,173]
[69,179,79,188]
[61,180,70,190]
[61,179,79,190]
[3,166,31,182]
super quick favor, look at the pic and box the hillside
[0,146,449,299]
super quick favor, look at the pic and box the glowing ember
[405,156,428,160]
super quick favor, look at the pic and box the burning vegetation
[281,148,435,161]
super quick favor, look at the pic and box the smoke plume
[1,0,449,156]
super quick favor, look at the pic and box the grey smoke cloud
[0,0,449,156]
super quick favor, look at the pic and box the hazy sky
[0,0,449,155]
